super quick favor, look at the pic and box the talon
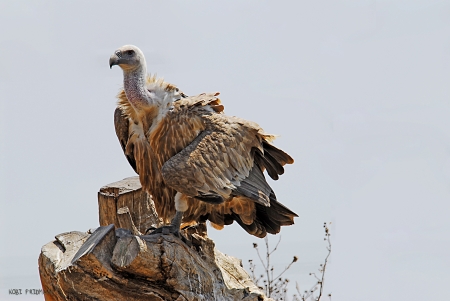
[145,226,157,234]
[144,226,192,246]
[143,210,192,245]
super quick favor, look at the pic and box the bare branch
[268,235,282,256]
[254,243,268,271]
[274,259,297,281]
[314,222,332,301]
[248,222,332,301]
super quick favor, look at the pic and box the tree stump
[98,177,161,235]
[38,177,270,301]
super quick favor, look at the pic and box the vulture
[109,45,297,239]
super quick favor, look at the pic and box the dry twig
[249,222,332,301]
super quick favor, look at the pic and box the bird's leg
[145,210,184,235]
[145,193,190,244]
[169,210,184,233]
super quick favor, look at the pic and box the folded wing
[161,111,297,237]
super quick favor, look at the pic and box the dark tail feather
[232,213,267,238]
[255,190,297,235]
[213,142,295,238]
[233,190,298,237]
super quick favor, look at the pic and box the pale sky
[1,1,449,300]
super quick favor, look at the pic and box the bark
[98,177,161,235]
[39,177,270,301]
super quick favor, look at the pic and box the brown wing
[161,114,267,204]
[161,113,298,237]
[114,106,137,173]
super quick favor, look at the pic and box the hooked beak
[109,55,119,69]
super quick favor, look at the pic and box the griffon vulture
[110,45,297,238]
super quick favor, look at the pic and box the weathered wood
[98,177,161,234]
[111,234,165,281]
[39,225,270,301]
[39,178,271,300]
[40,226,172,301]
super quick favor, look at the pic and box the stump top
[99,177,142,196]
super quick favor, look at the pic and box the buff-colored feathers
[114,75,297,237]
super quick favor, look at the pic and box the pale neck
[123,66,150,109]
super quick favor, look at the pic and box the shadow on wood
[38,177,270,301]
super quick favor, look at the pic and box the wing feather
[234,164,271,206]
[116,88,297,237]
[114,107,137,173]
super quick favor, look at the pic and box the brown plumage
[111,45,297,238]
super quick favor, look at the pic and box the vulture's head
[109,45,146,72]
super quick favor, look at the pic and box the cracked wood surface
[38,178,271,301]
[39,225,270,301]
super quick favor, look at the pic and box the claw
[145,226,157,234]
[143,210,191,246]
[145,225,192,246]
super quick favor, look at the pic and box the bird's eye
[127,50,135,56]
